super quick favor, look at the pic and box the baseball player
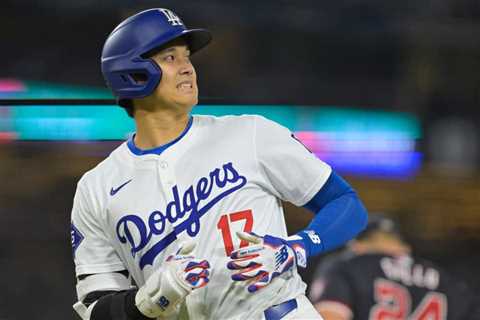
[309,214,480,320]
[71,8,368,320]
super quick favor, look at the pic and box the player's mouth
[176,80,194,92]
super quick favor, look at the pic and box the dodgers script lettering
[116,162,247,269]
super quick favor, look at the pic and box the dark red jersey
[309,252,479,320]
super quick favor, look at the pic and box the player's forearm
[75,243,209,320]
[89,289,152,320]
[74,288,156,320]
[81,284,187,320]
[74,289,152,320]
[298,171,368,258]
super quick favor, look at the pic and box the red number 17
[217,210,254,256]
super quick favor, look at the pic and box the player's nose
[178,57,194,76]
[179,65,194,76]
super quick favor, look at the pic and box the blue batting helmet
[101,8,212,100]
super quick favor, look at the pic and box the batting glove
[227,231,307,293]
[135,241,210,318]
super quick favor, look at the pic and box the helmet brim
[181,28,212,54]
[141,28,212,58]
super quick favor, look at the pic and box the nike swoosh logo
[110,179,132,196]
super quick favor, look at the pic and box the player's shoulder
[409,254,442,270]
[408,254,458,284]
[194,113,261,127]
[346,252,393,266]
[398,255,475,297]
[325,252,387,274]
[193,113,282,130]
[342,253,445,277]
[77,141,130,190]
[314,250,357,276]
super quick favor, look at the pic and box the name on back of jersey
[380,256,440,290]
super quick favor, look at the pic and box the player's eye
[164,55,175,62]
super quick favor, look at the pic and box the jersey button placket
[160,161,168,169]
[158,160,176,189]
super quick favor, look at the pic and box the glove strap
[286,235,308,268]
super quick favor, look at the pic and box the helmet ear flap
[129,72,149,85]
[102,58,162,99]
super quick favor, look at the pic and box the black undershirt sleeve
[78,271,150,320]
[90,289,151,320]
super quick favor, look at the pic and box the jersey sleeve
[253,116,332,206]
[71,180,126,276]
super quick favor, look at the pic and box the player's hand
[227,232,306,293]
[166,241,210,290]
[135,241,210,317]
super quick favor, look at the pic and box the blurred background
[1,0,479,319]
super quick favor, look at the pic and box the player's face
[150,39,198,110]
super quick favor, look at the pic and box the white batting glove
[227,232,306,293]
[135,241,210,318]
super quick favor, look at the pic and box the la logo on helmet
[159,9,183,26]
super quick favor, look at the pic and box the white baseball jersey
[71,114,332,320]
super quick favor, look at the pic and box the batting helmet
[101,8,212,100]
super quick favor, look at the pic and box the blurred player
[309,214,480,320]
[70,8,368,320]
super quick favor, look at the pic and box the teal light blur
[5,104,420,141]
[12,106,135,140]
[0,79,420,140]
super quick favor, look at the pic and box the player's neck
[353,240,411,257]
[133,109,191,150]
[363,246,411,257]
